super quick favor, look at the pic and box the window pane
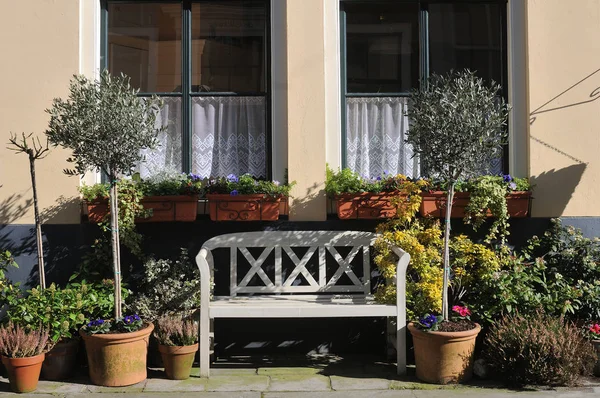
[192,97,266,178]
[192,1,266,93]
[429,3,503,86]
[138,97,183,177]
[108,3,182,92]
[345,2,419,93]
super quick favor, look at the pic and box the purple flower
[419,314,438,329]
[376,176,382,181]
[123,314,141,324]
[189,173,201,181]
[230,189,239,196]
[502,174,513,183]
[509,182,517,190]
[227,174,238,183]
[273,180,280,186]
[87,319,105,328]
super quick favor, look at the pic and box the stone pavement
[1,356,599,397]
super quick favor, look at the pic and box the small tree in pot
[45,70,165,386]
[405,70,509,384]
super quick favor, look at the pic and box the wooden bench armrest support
[391,245,410,375]
[196,248,212,377]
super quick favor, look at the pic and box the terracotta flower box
[419,191,532,218]
[85,195,198,223]
[334,192,405,219]
[206,194,282,221]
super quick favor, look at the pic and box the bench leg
[199,306,210,377]
[397,312,406,376]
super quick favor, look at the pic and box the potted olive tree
[405,70,510,384]
[45,70,164,386]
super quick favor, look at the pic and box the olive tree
[45,70,164,319]
[406,70,510,320]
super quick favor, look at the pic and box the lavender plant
[154,315,198,346]
[0,323,49,358]
[406,70,510,320]
[45,70,165,320]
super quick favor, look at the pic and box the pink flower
[459,307,471,317]
[590,324,600,334]
[452,305,461,312]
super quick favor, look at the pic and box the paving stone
[66,394,261,398]
[144,377,207,392]
[330,375,391,391]
[268,374,331,392]
[265,391,415,398]
[85,379,147,393]
[205,375,270,392]
[209,368,258,376]
[258,367,323,375]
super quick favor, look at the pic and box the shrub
[485,312,596,386]
[154,315,198,346]
[204,173,294,197]
[0,323,49,358]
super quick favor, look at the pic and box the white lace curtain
[346,96,419,179]
[138,96,267,179]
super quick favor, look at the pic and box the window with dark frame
[103,0,270,179]
[341,0,508,178]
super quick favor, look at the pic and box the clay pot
[41,339,79,380]
[592,340,600,377]
[158,343,198,380]
[80,323,153,387]
[207,194,281,221]
[2,353,45,393]
[334,192,404,219]
[408,322,481,384]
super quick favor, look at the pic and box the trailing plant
[406,69,510,320]
[205,174,294,197]
[0,323,49,358]
[128,249,204,322]
[46,70,164,320]
[7,133,50,289]
[484,312,596,386]
[154,315,198,346]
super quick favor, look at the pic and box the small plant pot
[334,192,403,219]
[408,322,481,384]
[41,338,79,381]
[85,195,198,223]
[207,194,281,221]
[592,340,600,377]
[158,343,198,380]
[420,191,532,218]
[1,353,45,393]
[80,323,153,387]
[505,191,532,217]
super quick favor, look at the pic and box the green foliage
[0,250,18,308]
[154,315,198,346]
[137,171,203,196]
[325,166,430,196]
[485,312,596,387]
[205,174,294,197]
[128,249,204,322]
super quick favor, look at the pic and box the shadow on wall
[530,163,587,217]
[290,182,323,219]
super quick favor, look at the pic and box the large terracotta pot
[420,191,531,218]
[86,195,198,223]
[41,338,79,380]
[206,194,281,221]
[158,343,198,380]
[80,323,153,387]
[2,353,45,393]
[334,192,404,219]
[408,322,481,384]
[592,340,600,377]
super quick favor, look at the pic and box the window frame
[339,0,508,173]
[100,0,272,178]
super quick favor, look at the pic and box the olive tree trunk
[441,182,455,320]
[29,153,45,289]
[110,178,122,319]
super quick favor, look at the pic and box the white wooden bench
[195,231,410,377]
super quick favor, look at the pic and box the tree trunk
[441,182,455,320]
[29,153,45,289]
[110,178,122,319]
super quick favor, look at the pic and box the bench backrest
[200,231,377,297]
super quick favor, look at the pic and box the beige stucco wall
[527,0,600,217]
[0,0,84,225]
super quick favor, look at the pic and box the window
[341,1,507,178]
[103,0,270,178]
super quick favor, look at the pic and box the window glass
[191,0,266,93]
[344,2,419,93]
[108,3,182,92]
[429,3,503,86]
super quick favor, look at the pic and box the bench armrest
[196,248,212,307]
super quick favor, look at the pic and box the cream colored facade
[0,0,597,225]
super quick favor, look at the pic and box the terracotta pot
[80,323,153,387]
[2,353,45,393]
[207,194,281,221]
[592,340,600,377]
[334,192,405,219]
[158,343,198,380]
[420,191,532,218]
[408,322,481,384]
[41,339,79,381]
[85,195,198,223]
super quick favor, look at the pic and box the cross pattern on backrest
[200,231,377,297]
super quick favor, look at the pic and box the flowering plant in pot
[0,323,50,393]
[585,323,600,376]
[408,306,481,384]
[325,166,427,219]
[204,174,294,221]
[154,315,198,380]
[45,70,163,386]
